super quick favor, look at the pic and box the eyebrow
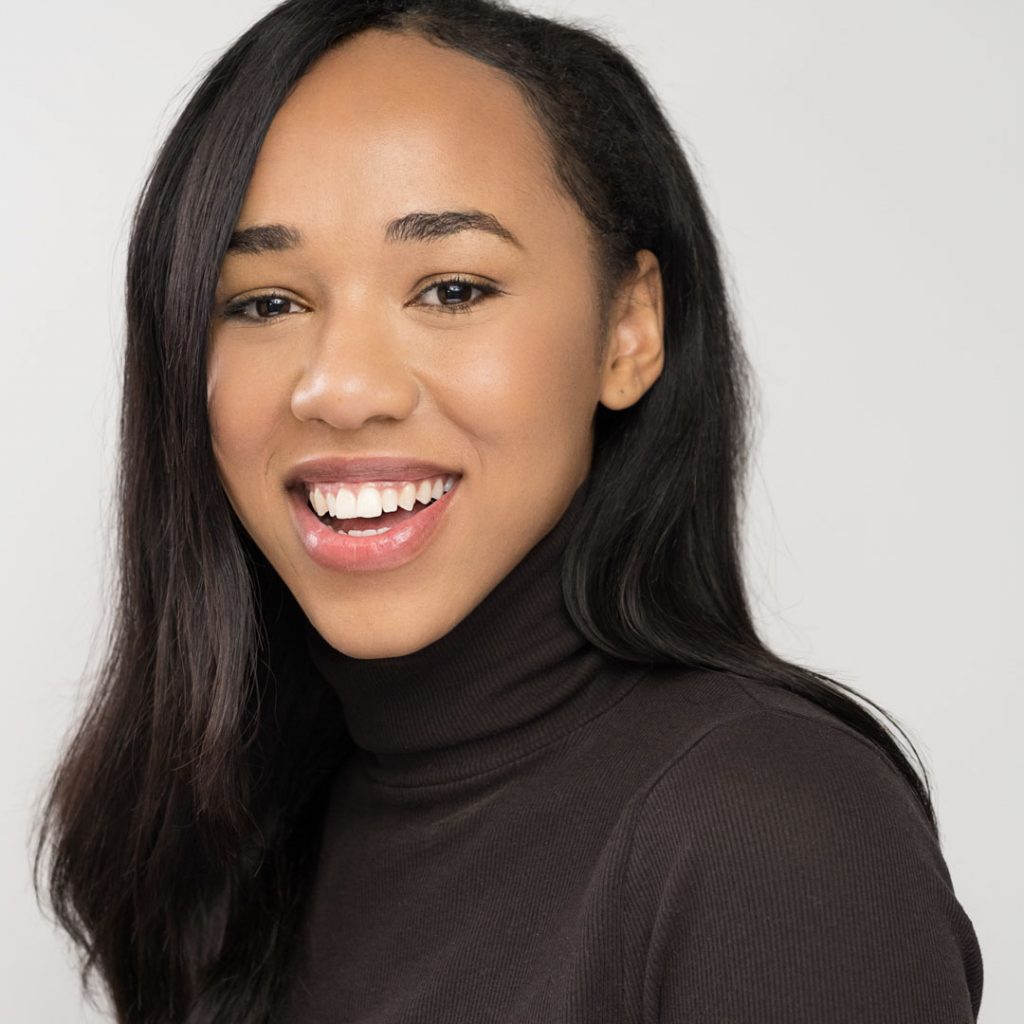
[385,209,523,249]
[226,209,524,255]
[226,223,301,254]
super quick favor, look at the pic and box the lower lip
[289,479,459,573]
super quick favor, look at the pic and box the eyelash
[220,275,501,323]
[414,275,502,314]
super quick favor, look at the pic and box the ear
[598,249,665,410]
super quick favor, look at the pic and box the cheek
[206,341,287,496]
[447,306,599,455]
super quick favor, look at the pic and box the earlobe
[598,249,665,411]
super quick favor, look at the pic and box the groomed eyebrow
[385,209,523,249]
[226,223,302,254]
[226,209,524,255]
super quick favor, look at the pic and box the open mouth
[302,475,457,537]
[312,498,440,536]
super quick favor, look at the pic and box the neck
[304,482,644,787]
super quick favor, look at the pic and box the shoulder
[614,672,984,1020]
[618,664,929,827]
[626,673,942,877]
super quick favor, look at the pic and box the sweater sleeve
[622,710,983,1023]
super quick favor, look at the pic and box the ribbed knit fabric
[277,484,984,1023]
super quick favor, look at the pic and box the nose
[290,310,420,429]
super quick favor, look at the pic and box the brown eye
[222,293,307,322]
[253,296,293,317]
[415,276,500,314]
[433,281,476,304]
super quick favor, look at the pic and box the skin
[207,28,665,659]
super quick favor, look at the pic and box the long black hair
[32,1,936,1021]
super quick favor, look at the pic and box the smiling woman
[32,1,982,1023]
[205,29,662,655]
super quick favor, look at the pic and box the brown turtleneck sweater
[278,485,983,1022]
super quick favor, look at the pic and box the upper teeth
[307,475,455,519]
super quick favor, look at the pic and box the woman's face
[207,29,663,658]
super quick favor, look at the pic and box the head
[120,0,728,686]
[206,27,665,659]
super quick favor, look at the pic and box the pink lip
[288,477,460,573]
[287,455,460,486]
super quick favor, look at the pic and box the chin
[305,605,442,660]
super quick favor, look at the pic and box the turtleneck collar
[303,480,648,788]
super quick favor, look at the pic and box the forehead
[237,29,569,241]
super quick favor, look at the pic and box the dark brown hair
[33,1,935,1020]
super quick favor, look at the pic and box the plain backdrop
[3,0,1020,1019]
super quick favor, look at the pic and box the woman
[33,0,983,1021]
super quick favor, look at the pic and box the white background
[2,0,1020,1018]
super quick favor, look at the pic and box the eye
[413,275,501,314]
[221,292,307,322]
